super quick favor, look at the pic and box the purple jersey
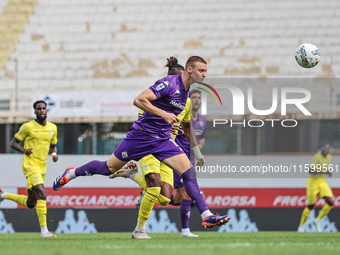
[191,114,208,143]
[132,74,189,136]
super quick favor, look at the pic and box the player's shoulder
[313,152,321,158]
[24,120,36,128]
[46,121,57,130]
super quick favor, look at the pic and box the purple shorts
[114,127,184,162]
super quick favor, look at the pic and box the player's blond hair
[185,56,207,69]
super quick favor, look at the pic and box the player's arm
[198,138,205,150]
[133,88,179,124]
[182,122,204,166]
[50,144,58,162]
[10,137,32,156]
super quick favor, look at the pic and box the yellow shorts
[26,172,45,190]
[22,156,47,178]
[306,178,333,205]
[139,155,174,187]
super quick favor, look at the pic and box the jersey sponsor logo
[121,151,128,158]
[55,209,97,233]
[155,83,165,91]
[169,100,185,110]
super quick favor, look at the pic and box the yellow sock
[137,187,161,229]
[155,194,171,206]
[6,193,28,208]
[36,200,47,227]
[133,173,147,191]
[317,204,332,221]
[300,207,311,226]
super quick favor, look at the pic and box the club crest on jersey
[199,121,204,127]
[49,130,53,135]
[156,83,165,91]
[121,151,128,158]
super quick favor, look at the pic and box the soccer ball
[295,43,320,68]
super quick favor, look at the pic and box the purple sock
[169,195,175,206]
[180,199,191,229]
[75,160,112,176]
[182,170,209,215]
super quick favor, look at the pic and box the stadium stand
[0,0,339,121]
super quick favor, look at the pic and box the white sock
[66,169,76,180]
[135,227,145,231]
[201,210,213,219]
[41,226,49,235]
[129,173,137,180]
[1,191,7,199]
[182,228,190,234]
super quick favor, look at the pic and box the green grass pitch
[0,232,339,255]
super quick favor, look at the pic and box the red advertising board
[16,188,340,208]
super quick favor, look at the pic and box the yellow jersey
[15,120,58,167]
[138,98,191,140]
[309,152,332,179]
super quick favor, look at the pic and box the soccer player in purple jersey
[114,58,200,237]
[190,89,208,150]
[53,56,230,239]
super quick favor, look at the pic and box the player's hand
[196,160,204,168]
[24,148,33,156]
[170,124,182,135]
[52,155,58,162]
[192,145,205,166]
[162,112,180,125]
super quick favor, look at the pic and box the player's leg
[298,180,317,232]
[53,133,148,190]
[173,185,198,237]
[30,173,56,237]
[314,181,334,232]
[133,172,161,239]
[112,156,173,206]
[0,188,31,208]
[53,154,127,191]
[162,154,230,228]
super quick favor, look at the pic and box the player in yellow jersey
[0,100,58,237]
[298,144,334,232]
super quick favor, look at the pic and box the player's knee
[145,173,161,187]
[307,204,314,210]
[26,200,36,209]
[35,190,46,200]
[327,200,334,206]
